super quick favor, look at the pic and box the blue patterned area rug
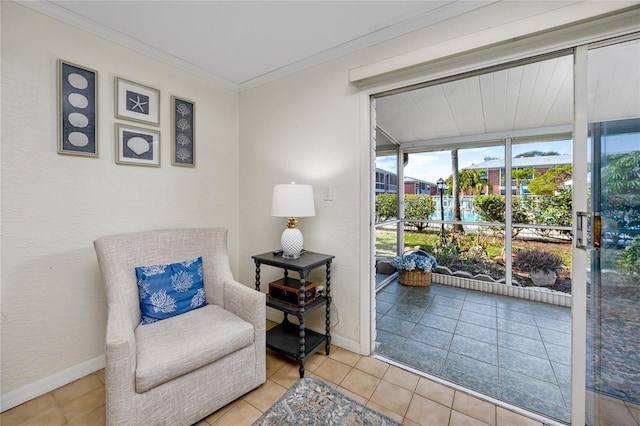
[253,377,403,426]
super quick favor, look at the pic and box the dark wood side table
[252,251,334,378]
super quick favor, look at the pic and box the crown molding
[17,0,494,93]
[16,0,240,91]
[235,0,495,92]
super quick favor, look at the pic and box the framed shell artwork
[57,59,98,157]
[171,96,195,167]
[115,123,160,167]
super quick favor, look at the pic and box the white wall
[1,2,240,403]
[2,0,633,411]
[237,1,638,354]
[239,55,365,347]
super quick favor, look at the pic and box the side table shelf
[252,251,334,378]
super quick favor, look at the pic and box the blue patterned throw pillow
[135,256,207,324]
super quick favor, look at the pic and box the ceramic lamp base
[281,227,303,258]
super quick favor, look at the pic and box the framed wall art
[115,77,160,126]
[115,123,160,167]
[57,59,98,157]
[171,96,195,167]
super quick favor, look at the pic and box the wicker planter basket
[399,270,432,286]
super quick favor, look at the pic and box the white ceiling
[21,0,638,147]
[30,0,493,91]
[376,37,640,151]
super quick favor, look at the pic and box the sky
[376,140,574,183]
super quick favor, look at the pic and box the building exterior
[376,168,435,195]
[404,176,436,195]
[375,168,398,194]
[464,154,572,195]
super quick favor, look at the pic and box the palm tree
[459,168,490,195]
[512,167,534,197]
[451,150,464,234]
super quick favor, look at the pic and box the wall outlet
[324,187,333,201]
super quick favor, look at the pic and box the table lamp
[271,182,315,258]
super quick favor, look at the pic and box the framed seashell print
[171,96,195,167]
[115,77,160,126]
[57,59,98,157]
[115,123,160,167]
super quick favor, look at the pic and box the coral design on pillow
[135,256,207,324]
[171,270,194,292]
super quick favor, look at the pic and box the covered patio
[375,280,572,423]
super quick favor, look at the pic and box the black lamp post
[436,178,445,238]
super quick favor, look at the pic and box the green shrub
[618,236,640,276]
[473,195,505,222]
[473,195,530,236]
[375,193,397,222]
[405,195,436,232]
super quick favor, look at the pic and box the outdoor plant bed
[433,248,572,294]
[433,259,572,292]
[431,270,572,307]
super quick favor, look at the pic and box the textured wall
[1,2,240,395]
[239,55,364,347]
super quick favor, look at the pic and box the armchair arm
[223,279,266,332]
[104,303,137,426]
[223,280,266,385]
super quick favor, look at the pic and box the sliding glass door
[583,37,640,426]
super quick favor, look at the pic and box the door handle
[576,211,601,251]
[593,212,601,250]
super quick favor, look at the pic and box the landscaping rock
[434,266,452,275]
[376,261,396,275]
[452,270,474,279]
[474,274,496,282]
[497,277,521,286]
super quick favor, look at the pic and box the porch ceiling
[375,39,640,151]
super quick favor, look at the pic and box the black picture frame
[171,96,195,167]
[57,59,98,157]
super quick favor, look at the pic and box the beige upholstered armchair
[94,228,265,426]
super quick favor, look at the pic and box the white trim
[18,0,238,91]
[0,355,105,412]
[17,0,492,93]
[329,334,363,355]
[505,139,513,287]
[359,12,640,425]
[237,1,494,92]
[349,3,640,85]
[359,93,375,356]
[570,44,589,426]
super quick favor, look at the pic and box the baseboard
[1,354,106,412]
[328,334,362,355]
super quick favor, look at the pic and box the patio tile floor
[375,279,572,423]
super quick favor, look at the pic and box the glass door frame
[363,18,640,425]
[571,43,589,426]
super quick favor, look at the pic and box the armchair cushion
[135,304,254,393]
[135,256,207,324]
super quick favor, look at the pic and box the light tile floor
[1,322,547,426]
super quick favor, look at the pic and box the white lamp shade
[271,183,315,217]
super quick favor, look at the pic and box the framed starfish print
[115,77,160,126]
